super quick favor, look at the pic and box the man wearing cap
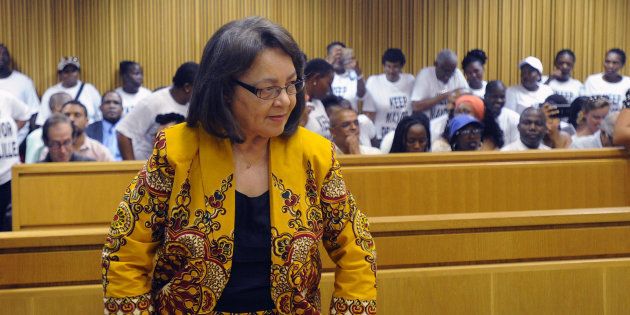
[505,56,554,115]
[501,107,551,151]
[36,56,101,126]
[411,49,469,120]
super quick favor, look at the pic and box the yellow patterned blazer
[102,124,377,314]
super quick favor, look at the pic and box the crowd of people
[1,41,630,231]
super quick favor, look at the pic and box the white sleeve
[36,89,53,125]
[6,93,31,121]
[24,78,41,114]
[504,88,517,113]
[85,84,102,122]
[583,76,596,95]
[362,76,377,113]
[116,99,154,140]
[410,70,429,101]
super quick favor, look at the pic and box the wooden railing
[11,149,630,230]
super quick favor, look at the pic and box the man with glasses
[40,114,93,162]
[116,62,199,160]
[329,107,381,155]
[61,100,113,161]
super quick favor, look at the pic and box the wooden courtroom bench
[10,148,630,230]
[2,207,630,313]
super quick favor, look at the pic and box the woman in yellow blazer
[102,17,377,315]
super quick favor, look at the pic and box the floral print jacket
[102,125,377,314]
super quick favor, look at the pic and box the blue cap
[447,114,483,141]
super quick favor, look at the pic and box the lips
[268,114,287,122]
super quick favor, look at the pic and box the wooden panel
[4,209,630,288]
[10,149,630,230]
[4,259,630,314]
[0,0,629,97]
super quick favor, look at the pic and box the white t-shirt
[429,114,448,143]
[546,78,583,104]
[471,81,487,99]
[410,66,469,119]
[115,86,152,115]
[497,107,521,146]
[331,70,361,111]
[0,71,42,144]
[379,130,395,153]
[583,73,630,111]
[37,81,102,125]
[570,131,603,149]
[500,139,551,151]
[363,73,415,139]
[0,91,30,185]
[304,99,331,140]
[0,71,40,114]
[505,84,554,114]
[116,87,189,160]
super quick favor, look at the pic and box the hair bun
[467,49,487,64]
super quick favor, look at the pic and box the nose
[273,88,291,106]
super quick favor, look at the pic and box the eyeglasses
[234,79,304,100]
[457,128,482,136]
[48,139,73,150]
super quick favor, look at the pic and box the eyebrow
[251,71,298,86]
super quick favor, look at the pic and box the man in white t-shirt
[363,48,415,141]
[506,56,555,115]
[115,60,152,115]
[410,49,469,120]
[485,81,520,146]
[117,62,199,160]
[501,107,551,151]
[36,56,102,125]
[0,44,41,144]
[327,42,366,112]
[0,90,30,231]
[583,48,630,112]
[329,107,381,155]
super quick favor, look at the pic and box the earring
[313,82,317,86]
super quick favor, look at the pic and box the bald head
[435,49,458,83]
[49,92,73,114]
[436,49,458,65]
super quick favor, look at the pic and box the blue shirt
[102,120,122,161]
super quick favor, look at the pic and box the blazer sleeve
[321,146,377,315]
[102,131,174,315]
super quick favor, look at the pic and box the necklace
[233,144,268,170]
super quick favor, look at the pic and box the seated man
[86,91,124,160]
[501,107,551,151]
[571,112,620,149]
[329,107,381,155]
[40,114,94,162]
[61,100,113,161]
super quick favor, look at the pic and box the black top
[214,190,275,312]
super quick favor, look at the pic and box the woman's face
[231,47,298,140]
[585,106,610,133]
[404,124,428,152]
[520,65,540,91]
[464,61,484,88]
[555,54,574,78]
[454,125,482,151]
[307,70,333,100]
